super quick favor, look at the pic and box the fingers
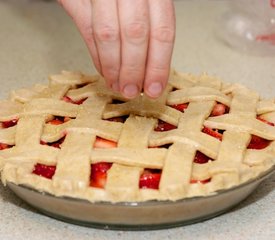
[91,0,121,90]
[118,0,150,98]
[58,0,101,73]
[59,0,176,99]
[144,0,176,98]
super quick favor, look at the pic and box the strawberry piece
[93,137,117,148]
[90,162,112,188]
[62,96,87,105]
[50,141,63,148]
[194,151,211,164]
[48,116,71,125]
[190,178,211,184]
[139,170,161,189]
[74,98,87,105]
[202,127,223,141]
[2,119,18,128]
[48,118,64,125]
[247,135,271,150]
[32,163,56,179]
[171,103,188,112]
[107,117,126,123]
[90,172,107,188]
[211,103,229,116]
[0,143,12,150]
[63,116,71,122]
[257,117,275,126]
[63,96,74,103]
[155,120,177,132]
[92,162,112,173]
[40,137,65,149]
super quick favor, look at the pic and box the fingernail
[123,84,139,99]
[147,82,163,98]
[112,82,120,92]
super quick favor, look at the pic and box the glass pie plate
[6,165,274,230]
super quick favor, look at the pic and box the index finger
[118,0,150,99]
[144,0,175,98]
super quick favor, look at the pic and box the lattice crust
[0,70,274,203]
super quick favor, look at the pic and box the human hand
[58,0,175,99]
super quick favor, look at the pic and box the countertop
[0,0,274,239]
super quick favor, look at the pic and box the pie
[0,70,274,203]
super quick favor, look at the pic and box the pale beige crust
[0,70,274,203]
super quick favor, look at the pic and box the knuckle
[120,65,145,83]
[151,26,175,43]
[151,64,168,71]
[81,26,95,44]
[121,65,144,81]
[94,25,119,42]
[124,64,143,74]
[124,22,148,43]
[103,67,120,79]
[149,65,169,78]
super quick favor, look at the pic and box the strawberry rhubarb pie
[0,70,274,203]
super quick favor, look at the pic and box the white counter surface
[0,0,274,239]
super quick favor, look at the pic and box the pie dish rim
[5,164,274,230]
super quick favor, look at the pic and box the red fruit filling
[47,116,70,125]
[211,103,229,117]
[170,103,189,112]
[194,151,212,164]
[155,120,177,132]
[48,119,63,125]
[247,117,274,149]
[62,96,87,105]
[247,135,271,150]
[93,137,117,148]
[139,169,162,189]
[202,127,223,141]
[0,143,12,150]
[106,116,126,123]
[0,120,17,149]
[257,117,275,126]
[32,163,56,179]
[40,136,65,149]
[90,162,112,188]
[191,152,212,184]
[1,119,18,128]
[190,178,211,184]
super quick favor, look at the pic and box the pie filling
[0,102,273,190]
